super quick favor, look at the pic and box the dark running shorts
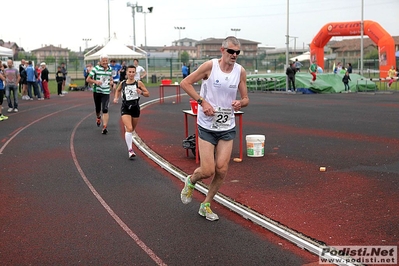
[121,101,140,118]
[198,125,236,146]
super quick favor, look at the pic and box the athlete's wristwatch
[197,97,203,106]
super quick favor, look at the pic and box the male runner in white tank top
[180,36,249,221]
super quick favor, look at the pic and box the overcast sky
[2,0,398,53]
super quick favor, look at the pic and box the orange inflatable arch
[310,20,396,78]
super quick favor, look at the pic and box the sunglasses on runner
[225,48,240,55]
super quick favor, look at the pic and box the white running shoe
[181,175,195,204]
[128,149,136,159]
[198,203,219,221]
[7,108,13,112]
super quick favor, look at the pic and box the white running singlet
[197,59,241,131]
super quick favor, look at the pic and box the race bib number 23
[211,107,232,130]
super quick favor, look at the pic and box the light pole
[231,28,241,37]
[82,38,92,50]
[360,0,364,75]
[127,2,143,50]
[142,7,153,48]
[174,27,185,59]
[289,36,298,55]
[174,26,185,43]
[285,0,290,92]
[107,0,111,41]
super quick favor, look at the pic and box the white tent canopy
[290,51,326,62]
[84,38,145,61]
[0,46,13,57]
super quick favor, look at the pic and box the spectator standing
[26,61,43,100]
[333,62,342,74]
[55,66,64,96]
[18,59,25,93]
[180,36,249,221]
[83,64,89,89]
[309,60,317,84]
[61,62,67,92]
[133,59,146,81]
[387,65,396,88]
[35,64,43,94]
[336,62,342,73]
[182,63,188,79]
[0,62,8,120]
[4,59,20,112]
[342,71,351,92]
[294,59,303,72]
[84,63,93,90]
[40,62,50,99]
[286,62,296,92]
[20,61,29,100]
[347,63,352,74]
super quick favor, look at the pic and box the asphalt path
[0,89,315,265]
[138,88,399,249]
[136,87,399,266]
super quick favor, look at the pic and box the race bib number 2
[125,84,139,101]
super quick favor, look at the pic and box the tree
[278,54,286,61]
[258,52,267,61]
[180,51,189,64]
[16,51,36,62]
[69,51,79,70]
[364,48,379,59]
[45,56,55,65]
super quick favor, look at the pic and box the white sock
[125,132,133,151]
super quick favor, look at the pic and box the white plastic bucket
[246,135,265,157]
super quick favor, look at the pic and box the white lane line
[70,112,167,266]
[0,105,81,155]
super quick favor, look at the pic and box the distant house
[264,47,309,60]
[172,37,197,47]
[196,38,260,58]
[30,45,70,63]
[327,38,376,59]
[0,40,23,59]
[327,36,399,60]
[137,45,163,53]
[159,45,197,59]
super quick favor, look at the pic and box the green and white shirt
[89,64,113,94]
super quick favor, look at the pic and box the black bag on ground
[182,134,196,156]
